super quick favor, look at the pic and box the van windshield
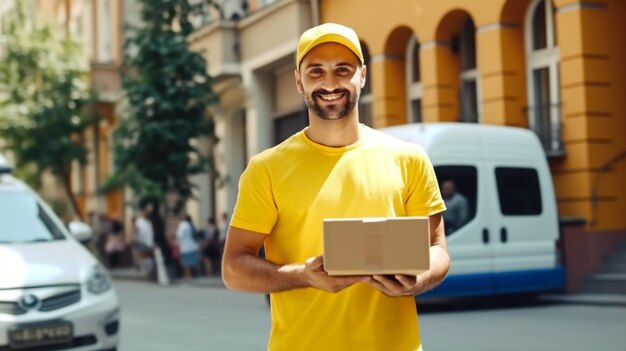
[0,192,66,243]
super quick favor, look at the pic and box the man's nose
[320,74,340,91]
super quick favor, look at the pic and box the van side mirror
[68,221,93,243]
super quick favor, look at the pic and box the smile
[318,93,344,101]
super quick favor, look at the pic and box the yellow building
[190,0,625,292]
[319,0,626,291]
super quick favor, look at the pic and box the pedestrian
[104,218,125,269]
[148,201,176,281]
[200,216,221,276]
[220,211,229,242]
[176,214,200,281]
[87,211,110,263]
[221,23,450,351]
[133,200,155,277]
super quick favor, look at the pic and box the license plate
[8,321,73,349]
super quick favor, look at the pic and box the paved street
[114,278,626,351]
[116,278,270,351]
[417,297,626,351]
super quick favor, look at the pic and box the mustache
[312,88,350,97]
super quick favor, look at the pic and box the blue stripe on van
[421,272,495,298]
[420,266,565,299]
[496,266,565,294]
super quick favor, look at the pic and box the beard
[304,88,359,121]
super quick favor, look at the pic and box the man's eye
[336,67,352,76]
[309,69,323,77]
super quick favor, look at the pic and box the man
[133,200,155,276]
[200,216,221,275]
[222,23,450,351]
[175,214,200,280]
[441,179,469,234]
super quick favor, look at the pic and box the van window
[495,167,542,215]
[435,166,477,236]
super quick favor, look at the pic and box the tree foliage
[105,0,218,213]
[0,1,96,218]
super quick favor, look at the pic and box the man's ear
[294,70,303,94]
[360,65,367,89]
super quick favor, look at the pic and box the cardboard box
[323,217,430,276]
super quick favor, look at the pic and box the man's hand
[299,256,366,293]
[365,213,451,297]
[364,274,421,297]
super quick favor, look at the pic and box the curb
[540,293,626,308]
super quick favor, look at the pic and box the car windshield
[0,192,66,243]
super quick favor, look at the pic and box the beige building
[0,0,136,225]
[189,0,320,225]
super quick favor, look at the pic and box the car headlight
[86,265,111,294]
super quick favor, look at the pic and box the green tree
[0,1,96,219]
[105,0,218,215]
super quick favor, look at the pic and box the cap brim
[297,33,364,67]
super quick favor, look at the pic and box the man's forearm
[222,253,310,293]
[414,245,450,295]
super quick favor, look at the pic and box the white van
[379,123,565,298]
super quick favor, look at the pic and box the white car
[0,156,120,351]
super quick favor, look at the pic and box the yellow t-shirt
[231,125,445,351]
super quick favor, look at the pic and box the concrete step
[604,261,626,274]
[585,273,626,294]
[614,245,626,255]
[606,253,626,264]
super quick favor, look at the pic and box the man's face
[143,203,154,216]
[295,42,366,121]
[441,181,454,198]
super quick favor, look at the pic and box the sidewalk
[109,267,225,288]
[109,267,626,307]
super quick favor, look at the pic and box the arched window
[98,0,112,63]
[458,18,479,123]
[359,42,373,127]
[525,0,562,155]
[406,36,422,122]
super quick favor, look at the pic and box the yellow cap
[296,23,364,68]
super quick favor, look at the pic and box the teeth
[320,93,342,101]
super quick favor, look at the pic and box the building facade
[62,0,130,223]
[191,0,626,291]
[1,0,137,223]
[3,0,624,286]
[320,0,626,292]
[189,0,319,224]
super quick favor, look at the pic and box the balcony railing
[530,103,564,157]
[189,20,240,79]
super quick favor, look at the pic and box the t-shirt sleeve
[230,158,277,234]
[405,147,446,217]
